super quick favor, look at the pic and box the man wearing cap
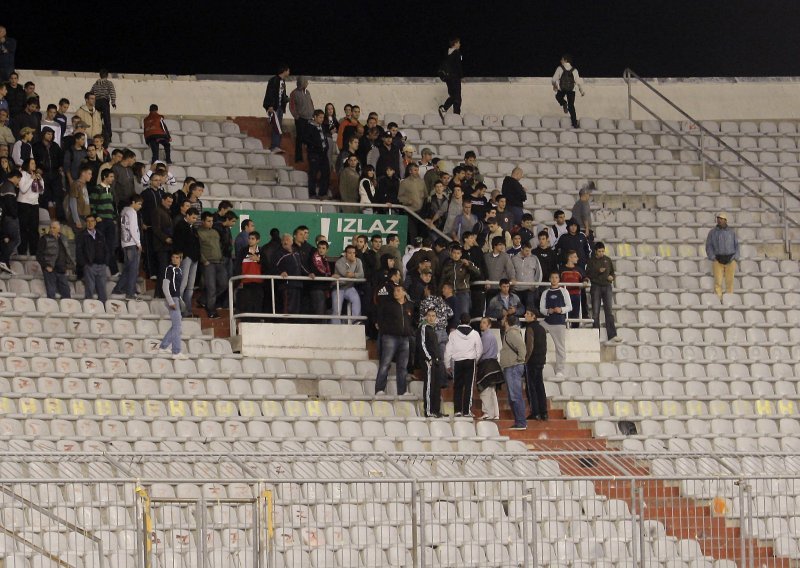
[572,182,595,236]
[289,77,314,163]
[376,130,400,178]
[705,212,740,300]
[418,148,435,178]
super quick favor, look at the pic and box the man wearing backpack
[552,54,585,129]
[437,37,463,120]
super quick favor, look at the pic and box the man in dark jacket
[76,214,108,302]
[419,308,445,417]
[374,285,414,396]
[273,233,309,315]
[262,64,290,152]
[501,167,528,227]
[438,244,481,322]
[173,209,200,316]
[37,220,74,298]
[13,97,41,141]
[0,169,21,272]
[438,37,463,118]
[302,110,329,199]
[523,309,549,421]
[375,130,401,178]
[586,241,618,343]
[33,127,63,216]
[555,219,590,269]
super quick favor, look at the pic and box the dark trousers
[525,362,547,417]
[294,119,306,163]
[95,219,118,274]
[0,217,20,264]
[307,152,330,197]
[424,360,444,416]
[146,136,172,164]
[591,284,617,340]
[555,90,578,127]
[278,285,301,315]
[443,78,462,114]
[203,261,228,314]
[95,98,113,144]
[17,203,40,256]
[42,173,65,221]
[237,283,265,321]
[452,359,476,416]
[568,291,588,328]
[43,270,71,299]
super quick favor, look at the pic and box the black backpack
[559,65,576,92]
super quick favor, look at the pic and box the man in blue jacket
[705,212,740,300]
[539,272,572,377]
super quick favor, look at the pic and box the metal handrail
[624,68,799,255]
[227,274,368,335]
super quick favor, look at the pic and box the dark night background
[4,0,800,78]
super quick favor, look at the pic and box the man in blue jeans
[262,64,290,153]
[159,251,188,360]
[374,285,414,396]
[112,195,143,299]
[500,314,527,430]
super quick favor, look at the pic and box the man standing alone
[289,77,314,163]
[437,37,463,119]
[263,64,290,153]
[705,212,740,300]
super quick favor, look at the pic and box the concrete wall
[19,69,800,122]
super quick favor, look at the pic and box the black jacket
[501,176,527,209]
[555,231,590,267]
[525,320,547,366]
[273,248,309,288]
[76,229,106,267]
[374,175,400,204]
[173,218,200,261]
[533,246,557,279]
[439,49,463,80]
[376,144,401,178]
[377,298,414,337]
[302,121,328,155]
[33,139,63,176]
[13,110,40,140]
[6,85,26,116]
[263,75,288,113]
[419,324,441,364]
[0,180,18,219]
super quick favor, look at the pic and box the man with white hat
[705,212,740,299]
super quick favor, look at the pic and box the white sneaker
[172,353,189,360]
[612,336,623,343]
[0,262,14,275]
[375,390,386,396]
[157,347,172,355]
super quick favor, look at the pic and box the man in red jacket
[143,104,172,164]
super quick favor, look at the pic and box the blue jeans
[452,291,471,323]
[83,264,108,302]
[43,270,71,299]
[270,110,283,149]
[160,299,183,354]
[179,257,198,315]
[332,287,361,324]
[113,246,141,297]
[374,335,410,395]
[504,364,527,427]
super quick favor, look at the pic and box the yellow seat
[637,400,657,417]
[731,400,754,416]
[43,398,66,415]
[95,399,117,416]
[637,243,655,257]
[394,401,418,418]
[119,400,142,416]
[588,401,609,418]
[677,244,697,258]
[169,400,189,417]
[566,401,587,419]
[0,397,13,414]
[777,399,796,416]
[685,400,707,416]
[306,401,325,417]
[19,397,40,415]
[70,399,90,416]
[284,400,306,417]
[215,400,238,417]
[616,243,634,257]
[709,400,731,416]
[143,400,165,417]
[326,401,349,417]
[261,400,284,417]
[661,400,682,417]
[191,400,212,417]
[372,401,394,417]
[754,399,775,416]
[349,401,372,417]
[657,244,674,257]
[613,401,634,418]
[238,400,261,417]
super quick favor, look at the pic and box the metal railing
[227,274,368,335]
[624,68,800,256]
[473,279,595,324]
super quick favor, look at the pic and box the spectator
[501,167,527,226]
[481,219,512,253]
[508,234,523,256]
[37,220,74,298]
[274,233,309,315]
[16,158,43,255]
[32,126,62,220]
[512,242,543,309]
[466,182,490,221]
[462,151,484,184]
[398,163,427,239]
[11,126,33,166]
[234,219,254,258]
[375,130,401,178]
[90,169,119,275]
[523,309,548,421]
[170,176,195,216]
[439,244,481,325]
[40,104,63,143]
[75,92,103,139]
[157,251,188,359]
[552,54,586,129]
[213,210,237,308]
[400,144,415,176]
[419,307,446,417]
[500,314,527,430]
[332,244,364,324]
[322,103,338,167]
[0,168,20,268]
[0,83,6,114]
[555,219,590,269]
[423,179,449,232]
[418,285,453,348]
[93,134,110,159]
[184,181,205,216]
[374,285,414,396]
[98,148,120,183]
[476,316,503,421]
[289,77,314,163]
[112,194,143,299]
[358,164,377,208]
[336,135,360,173]
[61,118,87,153]
[5,72,24,116]
[494,196,514,233]
[111,149,136,209]
[82,144,103,187]
[360,127,381,168]
[539,272,571,376]
[13,98,40,141]
[197,211,226,319]
[423,157,444,194]
[572,182,595,235]
[517,213,536,247]
[67,165,93,230]
[63,132,87,187]
[442,185,464,236]
[90,70,116,144]
[406,238,440,279]
[548,209,568,245]
[484,236,516,287]
[54,98,70,142]
[0,109,13,147]
[337,104,361,151]
[143,104,172,164]
[440,282,458,330]
[450,200,478,241]
[263,64,290,153]
[303,109,330,200]
[235,231,265,317]
[561,250,588,326]
[374,165,400,209]
[587,241,619,342]
[705,212,740,300]
[362,233,384,279]
[486,278,525,320]
[418,148,435,178]
[338,154,361,209]
[22,81,37,103]
[437,37,463,118]
[378,233,402,273]
[76,214,108,302]
[173,209,200,316]
[0,27,15,82]
[444,312,482,417]
[308,239,332,317]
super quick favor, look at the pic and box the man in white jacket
[444,313,483,417]
[112,194,143,299]
[552,54,585,129]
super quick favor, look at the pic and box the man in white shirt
[112,195,143,299]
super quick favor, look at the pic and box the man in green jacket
[198,212,226,319]
[586,242,618,343]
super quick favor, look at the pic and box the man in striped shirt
[89,169,119,276]
[90,70,116,145]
